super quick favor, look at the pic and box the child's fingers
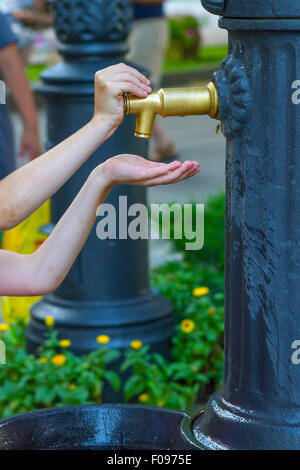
[162,162,195,184]
[175,161,199,181]
[112,82,149,98]
[149,161,198,177]
[141,160,171,168]
[158,161,199,185]
[145,161,195,186]
[150,160,182,169]
[135,159,165,168]
[101,63,150,85]
[118,63,150,85]
[137,161,182,181]
[188,168,200,178]
[111,72,152,93]
[173,166,199,184]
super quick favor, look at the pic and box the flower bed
[0,193,225,418]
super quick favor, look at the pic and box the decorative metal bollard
[183,0,300,450]
[26,0,174,382]
[120,0,300,451]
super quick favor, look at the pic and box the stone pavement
[148,114,225,204]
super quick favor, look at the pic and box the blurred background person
[127,0,178,163]
[0,0,53,64]
[0,11,41,181]
[13,0,53,27]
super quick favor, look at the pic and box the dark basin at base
[0,404,198,450]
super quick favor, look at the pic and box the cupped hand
[93,63,151,131]
[102,154,200,188]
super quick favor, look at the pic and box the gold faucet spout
[125,82,218,138]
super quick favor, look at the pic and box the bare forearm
[0,45,38,130]
[0,168,110,296]
[0,118,113,230]
[0,152,199,297]
[30,169,110,295]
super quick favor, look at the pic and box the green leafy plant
[156,192,225,269]
[0,321,120,418]
[121,259,224,410]
[122,346,199,410]
[122,193,226,409]
[167,15,202,61]
[0,193,226,417]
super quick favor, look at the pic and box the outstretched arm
[0,155,199,296]
[0,64,152,231]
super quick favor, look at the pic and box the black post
[26,0,173,381]
[182,0,300,450]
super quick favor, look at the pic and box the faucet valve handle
[124,82,219,139]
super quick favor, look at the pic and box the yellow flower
[69,384,77,390]
[0,323,9,333]
[193,286,210,297]
[51,354,66,367]
[96,335,110,345]
[130,340,143,350]
[45,316,55,327]
[208,307,216,316]
[180,319,195,334]
[157,399,166,407]
[39,357,48,364]
[59,339,71,348]
[138,393,149,403]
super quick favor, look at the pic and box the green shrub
[156,192,226,270]
[122,259,224,410]
[122,347,200,410]
[167,15,202,61]
[0,321,120,418]
[122,193,226,409]
[0,193,226,417]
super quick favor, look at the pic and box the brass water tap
[124,82,218,138]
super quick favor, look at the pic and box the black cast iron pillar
[26,0,173,366]
[186,0,300,450]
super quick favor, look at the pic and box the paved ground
[148,114,225,204]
